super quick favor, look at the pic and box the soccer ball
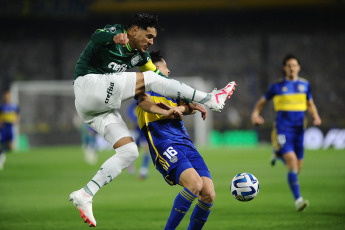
[230,173,259,201]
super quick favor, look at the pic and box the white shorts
[73,73,136,145]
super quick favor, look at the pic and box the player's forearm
[251,101,264,119]
[307,100,321,120]
[138,96,167,116]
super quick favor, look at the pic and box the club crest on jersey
[108,27,116,32]
[131,54,140,66]
[282,86,288,92]
[298,84,305,92]
[170,156,178,163]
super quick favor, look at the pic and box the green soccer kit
[74,24,162,79]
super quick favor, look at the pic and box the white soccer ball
[230,173,259,201]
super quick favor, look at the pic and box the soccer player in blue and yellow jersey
[137,51,221,230]
[69,12,236,227]
[0,90,20,170]
[251,54,321,211]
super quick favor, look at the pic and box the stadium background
[0,0,344,148]
[1,1,345,230]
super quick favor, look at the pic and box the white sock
[84,142,139,196]
[143,71,211,103]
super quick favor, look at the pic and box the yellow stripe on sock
[180,189,196,202]
[197,201,212,211]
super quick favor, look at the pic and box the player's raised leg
[137,72,236,112]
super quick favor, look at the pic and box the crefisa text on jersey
[105,82,115,104]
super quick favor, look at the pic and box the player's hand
[156,102,183,119]
[113,33,129,46]
[313,116,322,126]
[188,103,207,120]
[166,107,183,119]
[252,115,264,126]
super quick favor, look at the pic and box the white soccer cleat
[69,188,97,227]
[295,198,309,212]
[206,81,236,112]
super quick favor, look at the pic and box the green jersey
[74,24,156,79]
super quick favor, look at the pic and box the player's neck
[285,75,298,81]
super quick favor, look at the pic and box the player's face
[283,58,300,79]
[132,26,157,52]
[156,59,170,77]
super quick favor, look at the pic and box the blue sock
[165,188,197,230]
[187,200,213,230]
[142,153,150,168]
[287,170,301,200]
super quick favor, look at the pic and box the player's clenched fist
[113,33,129,45]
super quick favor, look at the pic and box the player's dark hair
[282,54,300,66]
[149,51,164,63]
[126,12,162,31]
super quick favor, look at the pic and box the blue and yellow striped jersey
[264,77,312,129]
[136,92,191,165]
[0,103,19,125]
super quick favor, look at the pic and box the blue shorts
[153,140,211,186]
[0,124,14,144]
[271,127,304,160]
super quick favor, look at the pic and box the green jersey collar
[123,29,133,52]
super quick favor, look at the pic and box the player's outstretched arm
[187,103,207,120]
[138,93,183,119]
[251,97,266,126]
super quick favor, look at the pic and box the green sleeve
[91,24,122,45]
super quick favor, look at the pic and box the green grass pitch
[0,145,344,229]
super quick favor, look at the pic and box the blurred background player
[251,54,321,211]
[127,100,150,179]
[69,12,235,227]
[137,51,228,229]
[73,114,99,165]
[81,124,98,165]
[0,90,20,170]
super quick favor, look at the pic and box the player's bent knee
[185,177,204,195]
[113,142,139,169]
[201,189,216,204]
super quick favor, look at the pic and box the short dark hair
[282,54,300,66]
[126,12,161,31]
[149,51,164,63]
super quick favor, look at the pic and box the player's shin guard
[165,188,197,230]
[84,142,139,196]
[187,200,213,230]
[287,169,301,200]
[143,71,210,104]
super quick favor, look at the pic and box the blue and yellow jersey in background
[264,77,312,130]
[136,92,191,166]
[0,103,19,125]
[74,24,165,79]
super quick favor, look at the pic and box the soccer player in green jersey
[69,12,236,227]
[251,54,321,211]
